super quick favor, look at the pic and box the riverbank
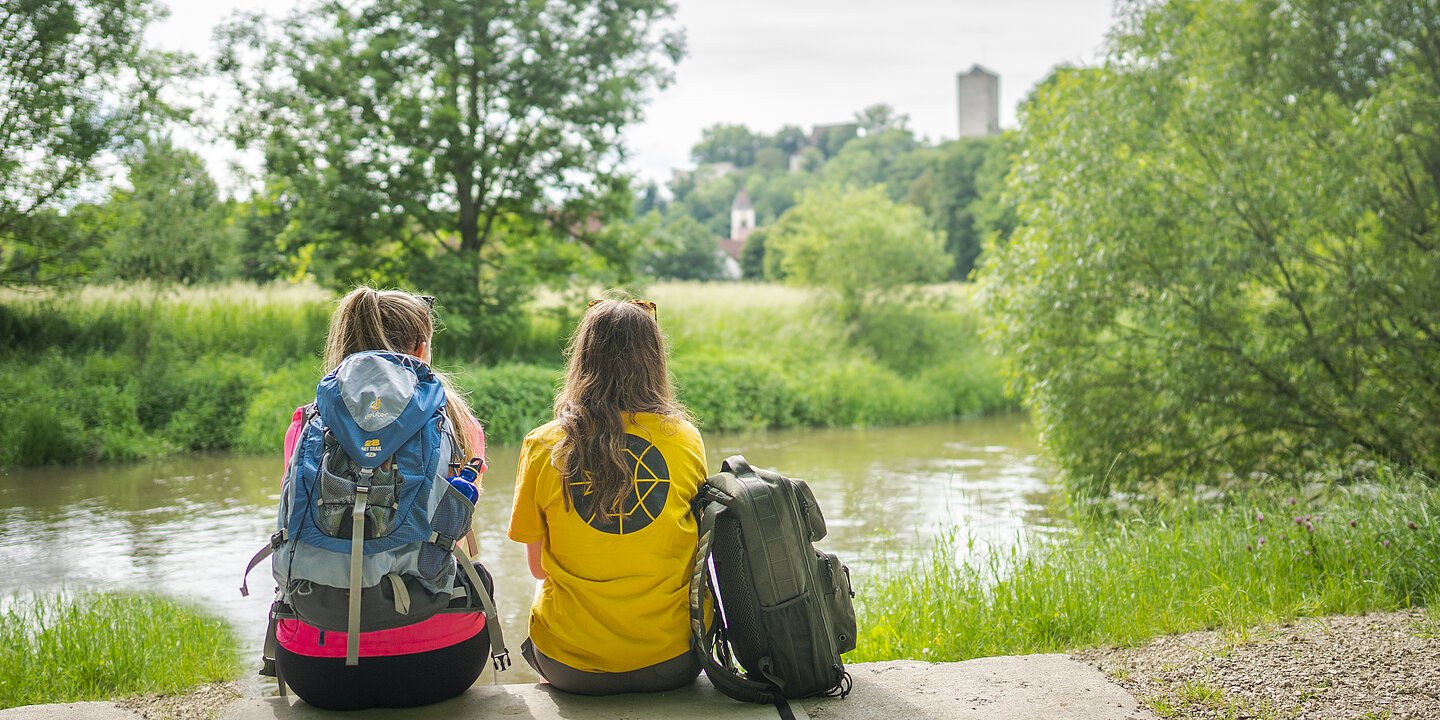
[0,281,1011,467]
[0,593,239,711]
[854,477,1440,663]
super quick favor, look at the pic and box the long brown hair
[323,286,482,464]
[554,299,690,523]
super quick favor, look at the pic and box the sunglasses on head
[588,298,657,316]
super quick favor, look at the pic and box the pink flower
[1256,512,1265,522]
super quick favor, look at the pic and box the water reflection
[0,414,1054,689]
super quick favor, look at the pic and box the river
[0,414,1055,687]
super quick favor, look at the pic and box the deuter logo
[364,438,382,458]
[370,398,382,412]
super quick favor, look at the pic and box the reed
[854,475,1440,662]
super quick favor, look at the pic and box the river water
[0,414,1055,687]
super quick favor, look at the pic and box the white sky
[148,0,1118,194]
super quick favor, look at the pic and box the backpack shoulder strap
[689,486,790,708]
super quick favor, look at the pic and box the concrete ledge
[0,655,1156,720]
[220,675,792,720]
[805,656,1157,720]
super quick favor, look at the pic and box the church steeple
[730,189,755,242]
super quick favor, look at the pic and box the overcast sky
[149,0,1119,193]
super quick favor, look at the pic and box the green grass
[0,280,1014,465]
[855,477,1440,662]
[0,592,240,709]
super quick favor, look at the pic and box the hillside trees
[217,0,683,337]
[982,0,1440,495]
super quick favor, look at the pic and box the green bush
[982,0,1440,495]
[0,281,1015,465]
[452,364,559,445]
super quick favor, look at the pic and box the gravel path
[1076,610,1440,720]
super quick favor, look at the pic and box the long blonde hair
[553,299,691,523]
[323,286,482,463]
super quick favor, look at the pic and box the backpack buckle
[429,532,458,551]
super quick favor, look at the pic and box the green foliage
[738,226,768,280]
[0,0,188,287]
[642,215,726,281]
[768,186,948,323]
[857,477,1440,662]
[217,0,683,334]
[452,364,559,447]
[0,592,239,709]
[691,123,759,167]
[907,137,1005,279]
[982,0,1440,496]
[0,281,1015,464]
[97,139,236,283]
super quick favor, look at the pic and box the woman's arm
[526,542,547,580]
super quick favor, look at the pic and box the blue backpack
[241,351,508,678]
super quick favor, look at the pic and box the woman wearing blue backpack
[270,286,497,710]
[508,298,707,694]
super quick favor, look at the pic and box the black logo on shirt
[567,433,671,534]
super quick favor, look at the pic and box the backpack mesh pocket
[316,453,400,539]
[713,515,767,675]
[417,482,474,581]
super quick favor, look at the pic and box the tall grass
[0,592,240,709]
[0,281,1014,465]
[855,477,1440,662]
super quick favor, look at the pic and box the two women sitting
[275,288,704,709]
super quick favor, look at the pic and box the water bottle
[447,461,481,503]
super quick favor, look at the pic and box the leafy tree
[691,123,758,167]
[218,0,683,322]
[983,0,1440,496]
[854,103,909,135]
[768,185,946,323]
[738,226,767,279]
[820,128,927,200]
[643,215,724,281]
[97,140,234,283]
[769,125,808,157]
[908,137,1007,280]
[753,147,788,173]
[0,0,184,286]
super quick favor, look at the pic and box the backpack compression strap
[451,542,512,671]
[689,484,797,719]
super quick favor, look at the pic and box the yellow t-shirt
[507,412,706,673]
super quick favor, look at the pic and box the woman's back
[509,411,705,672]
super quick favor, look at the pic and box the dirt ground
[1076,609,1440,720]
[114,682,241,720]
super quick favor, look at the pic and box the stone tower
[730,189,755,243]
[957,65,1000,137]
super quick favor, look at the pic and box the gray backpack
[688,456,856,717]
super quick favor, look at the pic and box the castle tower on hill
[957,64,1000,137]
[730,189,755,243]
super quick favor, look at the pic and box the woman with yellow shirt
[507,298,705,694]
